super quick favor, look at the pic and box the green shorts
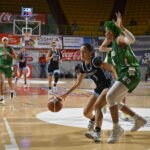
[118,67,141,93]
[0,66,13,78]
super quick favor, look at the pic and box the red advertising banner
[0,33,20,45]
[61,49,81,61]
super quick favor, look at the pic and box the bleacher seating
[59,0,115,36]
[123,0,150,35]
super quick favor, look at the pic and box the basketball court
[0,78,150,150]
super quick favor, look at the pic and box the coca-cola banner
[63,37,84,48]
[36,36,62,49]
[61,49,81,61]
[0,12,46,24]
[0,33,20,45]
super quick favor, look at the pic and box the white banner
[35,36,62,49]
[63,37,84,48]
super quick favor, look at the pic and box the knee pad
[106,92,117,107]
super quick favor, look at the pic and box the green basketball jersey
[111,39,139,74]
[0,46,13,67]
[111,39,141,92]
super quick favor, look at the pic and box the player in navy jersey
[15,47,28,88]
[59,43,117,131]
[46,41,62,94]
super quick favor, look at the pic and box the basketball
[47,97,63,112]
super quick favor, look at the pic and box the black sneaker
[10,91,16,99]
[0,99,5,104]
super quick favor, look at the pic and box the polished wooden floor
[0,78,150,150]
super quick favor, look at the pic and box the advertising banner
[36,36,62,49]
[134,50,150,66]
[61,49,81,61]
[63,37,84,48]
[0,33,20,45]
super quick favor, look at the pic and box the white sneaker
[0,99,5,104]
[130,117,147,132]
[53,86,57,93]
[88,120,95,131]
[48,89,53,95]
[24,84,28,88]
[107,126,124,143]
[84,131,101,142]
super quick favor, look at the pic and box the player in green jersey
[99,12,147,143]
[0,37,17,103]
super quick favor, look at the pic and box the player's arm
[115,12,135,47]
[100,62,118,79]
[16,52,24,62]
[46,50,54,61]
[4,47,17,59]
[99,38,112,52]
[59,73,85,100]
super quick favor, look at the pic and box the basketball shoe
[24,84,28,88]
[0,98,5,104]
[88,120,95,131]
[84,131,101,142]
[10,91,16,99]
[107,125,124,143]
[130,116,147,132]
[48,89,53,95]
[53,86,57,93]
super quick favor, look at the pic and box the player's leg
[106,81,127,143]
[7,67,15,99]
[118,103,147,131]
[85,89,108,142]
[48,73,53,95]
[83,93,97,131]
[23,68,28,88]
[0,72,5,103]
[53,70,60,93]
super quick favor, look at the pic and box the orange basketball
[47,97,63,112]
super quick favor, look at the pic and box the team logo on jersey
[111,51,115,57]
[122,76,131,84]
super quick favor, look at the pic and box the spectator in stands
[39,54,47,78]
[129,18,137,26]
[72,20,78,31]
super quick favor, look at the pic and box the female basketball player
[58,43,117,131]
[98,12,147,143]
[15,47,28,88]
[46,40,62,94]
[0,37,17,103]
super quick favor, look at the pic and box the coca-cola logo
[61,49,81,61]
[0,13,18,22]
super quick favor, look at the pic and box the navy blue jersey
[18,52,27,68]
[48,50,62,72]
[80,56,111,94]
